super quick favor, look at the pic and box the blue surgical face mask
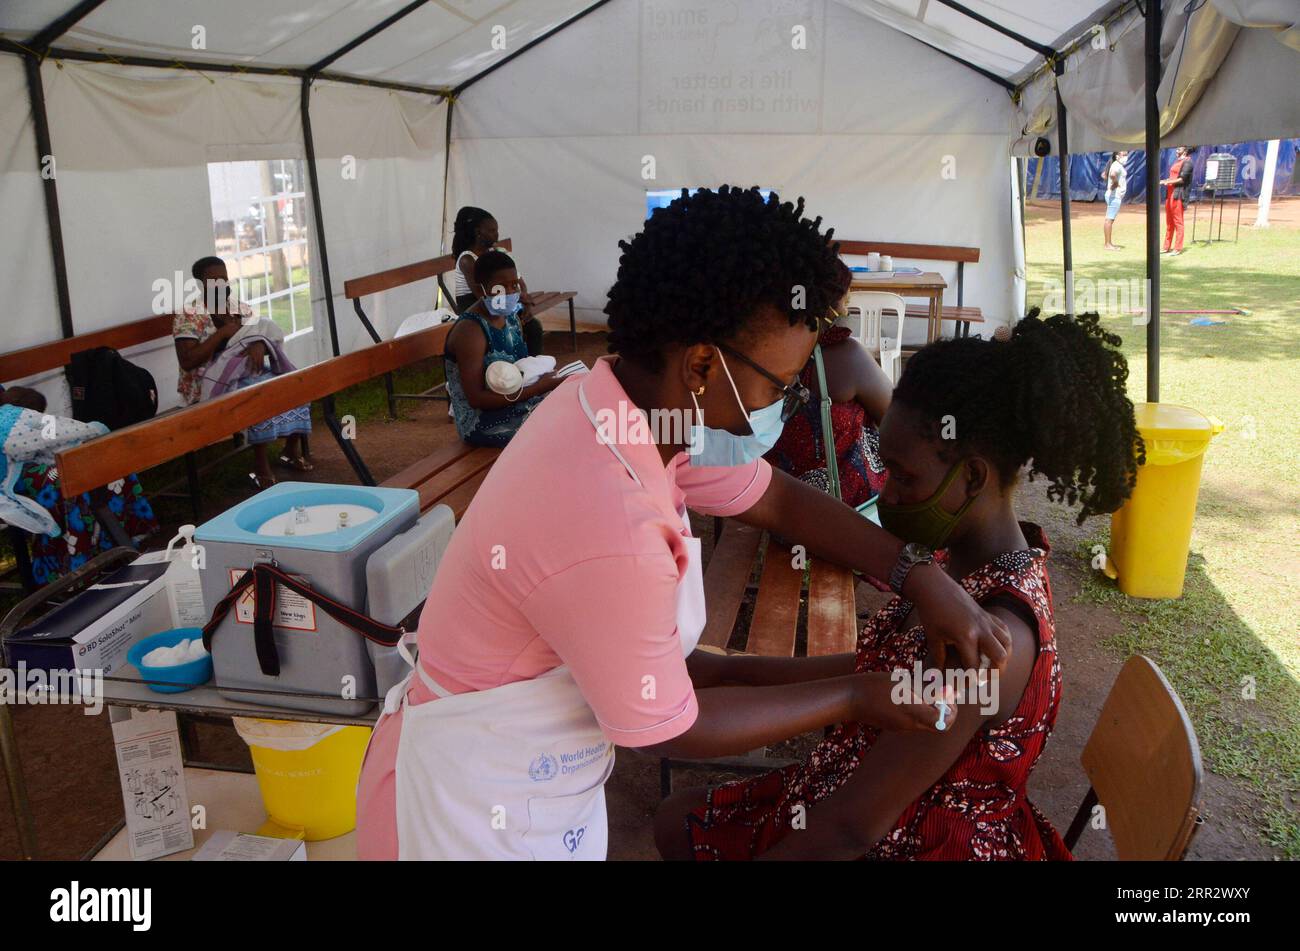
[688,349,786,467]
[484,291,520,317]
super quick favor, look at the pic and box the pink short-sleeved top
[355,355,772,858]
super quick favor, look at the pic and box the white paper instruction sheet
[112,710,194,860]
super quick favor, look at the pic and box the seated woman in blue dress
[444,250,564,447]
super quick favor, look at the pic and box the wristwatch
[889,542,935,596]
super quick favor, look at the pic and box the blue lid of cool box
[194,482,418,553]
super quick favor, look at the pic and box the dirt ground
[0,329,1279,860]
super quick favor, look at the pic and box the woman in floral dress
[656,310,1143,860]
[0,386,158,585]
[766,264,891,510]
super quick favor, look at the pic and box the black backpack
[65,346,159,431]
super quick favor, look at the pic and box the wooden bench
[380,441,500,521]
[343,238,578,418]
[54,321,469,500]
[0,313,173,383]
[839,240,984,338]
[0,314,238,589]
[0,312,256,519]
[700,521,857,656]
[659,519,859,794]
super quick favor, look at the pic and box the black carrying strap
[202,562,404,677]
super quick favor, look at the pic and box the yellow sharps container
[1109,403,1223,599]
[232,718,372,840]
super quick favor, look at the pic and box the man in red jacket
[1161,146,1194,256]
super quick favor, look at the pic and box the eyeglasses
[715,343,811,423]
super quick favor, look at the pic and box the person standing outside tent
[1102,150,1129,250]
[355,186,1012,860]
[1161,146,1194,256]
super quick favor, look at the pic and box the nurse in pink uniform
[356,187,1011,860]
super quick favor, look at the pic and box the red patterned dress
[686,523,1072,861]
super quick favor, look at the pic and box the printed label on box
[228,569,318,632]
[112,710,193,861]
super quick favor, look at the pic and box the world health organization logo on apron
[529,753,559,782]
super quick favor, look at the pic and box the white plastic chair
[393,308,456,339]
[846,291,907,384]
[391,309,457,415]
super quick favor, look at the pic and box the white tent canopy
[2,0,1297,416]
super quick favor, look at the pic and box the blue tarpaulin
[1026,140,1298,204]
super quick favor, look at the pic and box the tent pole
[932,0,1056,57]
[916,40,1016,91]
[0,42,451,99]
[29,0,111,50]
[300,76,340,359]
[1055,80,1074,317]
[440,96,456,256]
[453,0,615,96]
[308,0,435,74]
[1145,0,1162,402]
[22,54,74,339]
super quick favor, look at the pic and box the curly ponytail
[892,310,1144,522]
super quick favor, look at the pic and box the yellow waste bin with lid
[232,717,371,841]
[1109,403,1223,599]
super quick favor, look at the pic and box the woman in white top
[1102,151,1128,251]
[451,206,545,355]
[451,206,493,311]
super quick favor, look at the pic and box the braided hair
[892,309,1144,522]
[606,186,842,371]
[452,206,493,257]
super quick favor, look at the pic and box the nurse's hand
[851,673,955,733]
[902,563,1012,673]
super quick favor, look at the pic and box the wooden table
[850,270,948,343]
[659,520,859,795]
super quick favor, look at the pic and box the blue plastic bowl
[127,627,212,693]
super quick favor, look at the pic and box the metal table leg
[0,701,38,859]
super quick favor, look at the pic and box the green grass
[242,265,312,337]
[1026,200,1300,856]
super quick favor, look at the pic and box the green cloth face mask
[877,459,979,550]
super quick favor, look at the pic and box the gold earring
[694,386,706,397]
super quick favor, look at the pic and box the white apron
[375,382,705,860]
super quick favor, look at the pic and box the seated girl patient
[444,249,564,447]
[656,309,1142,860]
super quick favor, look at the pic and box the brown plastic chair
[1065,654,1203,860]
